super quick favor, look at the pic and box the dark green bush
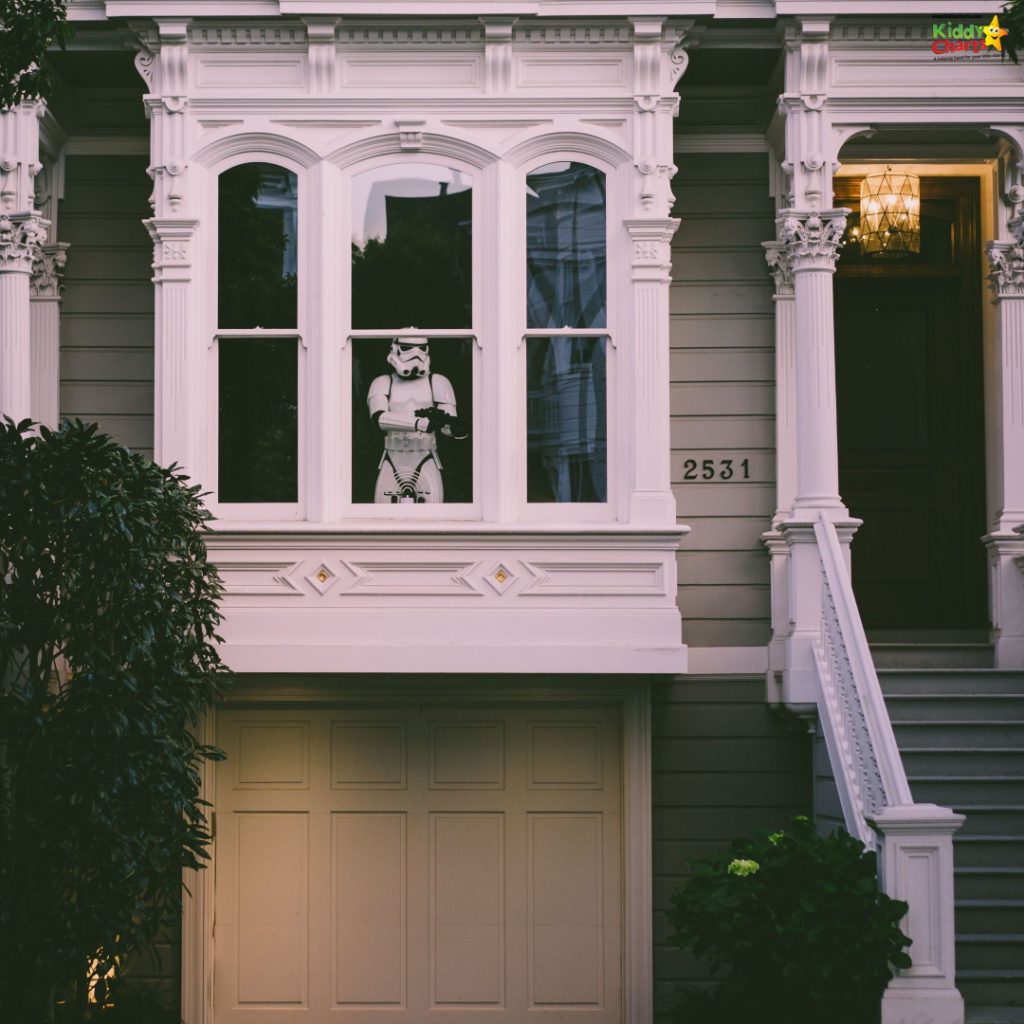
[0,419,229,1022]
[667,816,912,1024]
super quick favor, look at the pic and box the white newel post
[0,100,47,423]
[984,215,1024,668]
[870,805,966,1024]
[30,243,68,427]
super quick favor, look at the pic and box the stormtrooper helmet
[387,338,430,379]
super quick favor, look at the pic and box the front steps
[880,669,1024,1021]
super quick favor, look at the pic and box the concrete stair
[879,668,1024,1021]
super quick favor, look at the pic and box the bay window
[210,149,614,523]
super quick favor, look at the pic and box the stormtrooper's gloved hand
[415,408,469,440]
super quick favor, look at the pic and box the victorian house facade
[1,1,1023,1022]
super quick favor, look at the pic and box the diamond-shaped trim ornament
[307,563,338,595]
[484,562,516,595]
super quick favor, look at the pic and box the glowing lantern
[859,168,921,258]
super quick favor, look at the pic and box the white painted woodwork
[112,13,693,670]
[30,244,69,427]
[214,704,623,1024]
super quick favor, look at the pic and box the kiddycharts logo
[932,15,1009,58]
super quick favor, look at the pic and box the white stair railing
[807,510,966,1024]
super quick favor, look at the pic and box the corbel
[395,120,426,152]
[303,17,340,95]
[480,17,517,94]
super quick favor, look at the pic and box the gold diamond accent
[494,569,508,584]
[316,569,330,584]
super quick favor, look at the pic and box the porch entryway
[834,176,988,632]
[213,704,623,1024]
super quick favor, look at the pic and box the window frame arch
[203,151,312,522]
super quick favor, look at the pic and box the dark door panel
[833,177,987,630]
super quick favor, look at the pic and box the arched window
[348,163,474,505]
[524,162,608,503]
[216,162,300,505]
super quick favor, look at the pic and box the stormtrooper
[368,338,468,503]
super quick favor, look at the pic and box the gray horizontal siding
[652,676,811,1017]
[671,151,776,648]
[59,154,154,458]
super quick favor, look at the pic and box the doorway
[833,176,988,631]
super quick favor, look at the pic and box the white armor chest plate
[388,375,434,418]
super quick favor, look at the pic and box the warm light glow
[859,168,921,258]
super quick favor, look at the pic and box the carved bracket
[396,120,426,152]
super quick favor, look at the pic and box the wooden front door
[213,704,623,1024]
[833,177,987,630]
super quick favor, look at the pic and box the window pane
[526,163,606,330]
[351,337,473,504]
[219,339,298,503]
[527,337,606,503]
[219,163,298,329]
[351,164,472,330]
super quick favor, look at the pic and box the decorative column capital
[30,242,69,298]
[0,212,48,273]
[987,218,1024,299]
[762,240,795,297]
[777,208,849,273]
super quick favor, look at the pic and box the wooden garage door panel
[214,706,621,1024]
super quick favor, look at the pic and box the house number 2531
[682,458,751,481]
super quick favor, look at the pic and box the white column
[762,242,796,687]
[624,16,693,527]
[145,218,199,471]
[782,209,848,511]
[0,212,47,421]
[625,218,680,525]
[0,100,46,423]
[870,805,966,1024]
[984,218,1024,667]
[773,210,858,706]
[30,242,68,427]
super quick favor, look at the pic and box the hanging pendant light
[859,167,921,258]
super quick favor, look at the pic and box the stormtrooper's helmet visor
[387,339,430,378]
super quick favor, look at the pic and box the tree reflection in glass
[526,162,606,330]
[526,337,607,503]
[351,164,472,329]
[218,163,298,329]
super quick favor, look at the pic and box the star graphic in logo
[983,14,1009,51]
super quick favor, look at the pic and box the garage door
[214,705,622,1024]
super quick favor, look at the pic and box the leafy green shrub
[0,419,229,1022]
[0,0,73,108]
[666,816,912,1024]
